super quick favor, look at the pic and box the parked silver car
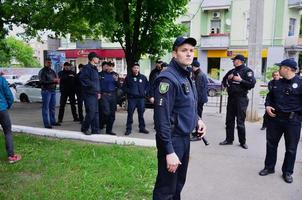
[16,80,42,102]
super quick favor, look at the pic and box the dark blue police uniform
[264,75,302,177]
[122,72,149,134]
[79,63,100,134]
[153,59,198,200]
[99,70,119,134]
[221,64,256,145]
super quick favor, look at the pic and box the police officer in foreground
[153,37,206,200]
[98,61,119,135]
[98,61,109,129]
[122,63,149,135]
[79,52,100,135]
[259,59,302,184]
[220,54,256,149]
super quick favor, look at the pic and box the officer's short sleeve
[154,78,175,155]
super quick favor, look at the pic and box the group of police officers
[36,36,301,200]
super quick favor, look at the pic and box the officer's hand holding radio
[166,153,181,173]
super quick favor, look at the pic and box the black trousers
[99,93,117,133]
[58,92,78,122]
[153,135,190,200]
[264,115,301,174]
[225,96,248,144]
[126,98,145,131]
[81,94,99,133]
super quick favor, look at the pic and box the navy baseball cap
[231,54,245,62]
[192,60,200,67]
[88,52,98,61]
[173,37,197,50]
[275,58,297,70]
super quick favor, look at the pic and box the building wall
[230,0,249,47]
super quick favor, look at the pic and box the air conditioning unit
[213,12,220,19]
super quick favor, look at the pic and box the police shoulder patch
[159,82,169,94]
[247,71,253,77]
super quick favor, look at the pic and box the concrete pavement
[8,102,302,200]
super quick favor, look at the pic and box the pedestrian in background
[219,54,256,149]
[38,58,61,129]
[149,59,163,103]
[79,52,101,135]
[98,61,109,130]
[0,75,21,163]
[58,62,79,123]
[152,37,206,199]
[122,63,149,135]
[260,70,280,130]
[98,61,119,135]
[259,59,302,184]
[75,64,84,123]
[190,60,208,142]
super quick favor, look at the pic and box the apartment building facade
[183,0,302,80]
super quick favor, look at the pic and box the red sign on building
[62,49,125,59]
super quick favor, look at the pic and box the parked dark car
[207,77,222,97]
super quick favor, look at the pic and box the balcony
[288,0,302,9]
[284,36,302,52]
[200,34,230,49]
[285,36,300,47]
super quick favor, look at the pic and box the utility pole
[246,0,264,121]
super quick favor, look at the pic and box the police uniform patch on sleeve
[247,71,253,77]
[159,82,169,94]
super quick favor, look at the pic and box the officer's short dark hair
[88,52,98,61]
[132,62,140,67]
[101,61,108,67]
[45,58,51,62]
[63,62,71,66]
[108,61,115,67]
[161,62,168,68]
[78,64,84,69]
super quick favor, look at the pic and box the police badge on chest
[182,83,190,94]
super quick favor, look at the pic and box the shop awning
[62,49,125,59]
[201,0,231,10]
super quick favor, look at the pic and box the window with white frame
[210,19,221,34]
[288,18,296,36]
[181,21,191,37]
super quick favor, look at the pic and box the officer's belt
[102,92,115,96]
[275,111,297,119]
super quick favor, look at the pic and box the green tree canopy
[0,37,40,67]
[1,0,188,71]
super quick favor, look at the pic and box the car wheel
[20,94,29,103]
[208,89,217,97]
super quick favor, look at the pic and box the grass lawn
[0,133,157,200]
